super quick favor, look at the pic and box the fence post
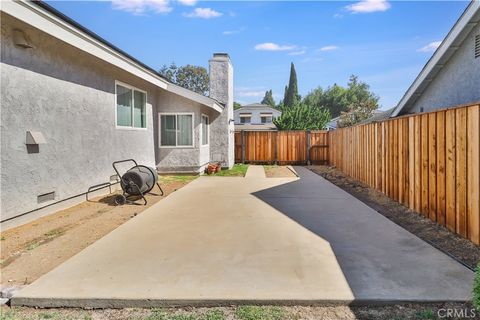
[274,131,278,165]
[241,130,246,164]
[306,131,311,165]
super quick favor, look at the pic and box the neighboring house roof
[358,108,395,125]
[235,104,281,113]
[390,0,480,117]
[2,0,223,112]
[234,124,277,131]
[326,116,341,130]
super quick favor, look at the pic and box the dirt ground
[0,175,196,287]
[264,165,297,178]
[1,302,478,320]
[308,165,480,270]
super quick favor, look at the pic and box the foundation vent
[475,34,480,59]
[37,191,55,203]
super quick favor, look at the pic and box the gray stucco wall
[154,90,218,173]
[1,13,228,227]
[234,107,281,124]
[407,23,480,113]
[1,14,157,226]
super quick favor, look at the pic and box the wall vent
[37,191,55,203]
[475,34,480,59]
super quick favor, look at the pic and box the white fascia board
[166,83,223,113]
[1,0,168,90]
[391,0,480,117]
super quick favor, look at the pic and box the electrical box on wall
[26,131,46,145]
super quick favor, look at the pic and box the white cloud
[235,86,267,98]
[183,7,222,18]
[223,27,246,35]
[177,0,196,6]
[302,57,323,63]
[418,41,442,52]
[318,45,338,52]
[237,91,265,97]
[333,13,344,18]
[254,42,296,51]
[345,0,391,14]
[288,50,306,56]
[111,0,173,15]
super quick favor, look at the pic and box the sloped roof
[3,0,223,112]
[391,0,480,117]
[234,123,278,131]
[235,104,281,113]
[358,108,395,125]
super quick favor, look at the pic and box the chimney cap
[212,53,230,60]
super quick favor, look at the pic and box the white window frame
[115,80,148,130]
[158,112,195,148]
[239,114,251,124]
[201,114,209,146]
[261,115,273,124]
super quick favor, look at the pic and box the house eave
[166,83,224,113]
[1,0,169,90]
[390,0,480,117]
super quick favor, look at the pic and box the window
[201,114,209,146]
[261,114,273,123]
[240,114,251,124]
[159,113,193,147]
[116,83,146,128]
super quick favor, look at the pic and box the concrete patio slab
[11,167,474,308]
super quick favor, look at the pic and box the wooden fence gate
[234,130,329,165]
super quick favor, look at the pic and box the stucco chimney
[209,53,234,169]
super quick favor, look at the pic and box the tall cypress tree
[261,90,275,107]
[283,85,289,102]
[284,62,300,108]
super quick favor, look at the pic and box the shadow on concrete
[251,166,474,304]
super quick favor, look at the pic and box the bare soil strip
[264,165,297,178]
[0,175,196,287]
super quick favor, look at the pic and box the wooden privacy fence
[329,103,480,245]
[234,130,329,165]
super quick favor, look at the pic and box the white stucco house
[391,0,480,117]
[0,0,234,228]
[234,103,282,131]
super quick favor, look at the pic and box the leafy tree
[159,63,209,96]
[274,103,331,130]
[261,90,275,107]
[303,85,348,118]
[283,63,300,108]
[337,100,378,128]
[302,75,379,120]
[233,102,242,110]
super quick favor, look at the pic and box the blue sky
[47,0,469,109]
